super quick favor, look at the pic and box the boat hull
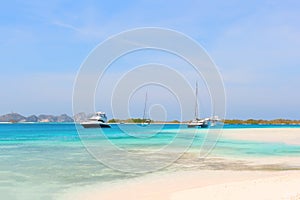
[187,124,208,128]
[80,122,111,128]
[187,120,209,128]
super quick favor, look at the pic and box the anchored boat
[140,91,151,126]
[187,82,209,128]
[80,112,111,128]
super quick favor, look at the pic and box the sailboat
[141,91,151,126]
[187,82,209,128]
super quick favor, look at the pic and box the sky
[1,0,300,120]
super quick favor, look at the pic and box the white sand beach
[221,128,300,145]
[61,170,300,200]
[60,128,300,200]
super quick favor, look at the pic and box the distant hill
[26,115,39,122]
[73,112,88,122]
[0,113,26,122]
[73,112,94,122]
[56,114,73,122]
[0,113,74,122]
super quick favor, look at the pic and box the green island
[223,119,300,125]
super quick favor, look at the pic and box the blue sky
[1,0,300,119]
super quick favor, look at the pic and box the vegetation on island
[108,118,153,123]
[224,119,300,125]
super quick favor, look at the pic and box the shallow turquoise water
[1,123,300,199]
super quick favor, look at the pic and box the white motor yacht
[80,112,111,128]
[187,118,209,128]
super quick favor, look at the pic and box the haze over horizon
[1,1,300,120]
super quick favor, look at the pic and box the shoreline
[59,169,300,200]
[58,127,300,200]
[2,124,300,199]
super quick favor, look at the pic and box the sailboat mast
[194,82,199,119]
[142,91,148,121]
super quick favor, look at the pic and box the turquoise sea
[1,123,300,199]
